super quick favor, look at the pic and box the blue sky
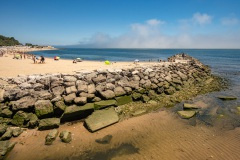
[0,0,240,48]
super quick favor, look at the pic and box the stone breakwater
[0,54,217,134]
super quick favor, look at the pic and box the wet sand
[6,110,240,160]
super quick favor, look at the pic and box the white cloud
[78,17,240,49]
[146,19,165,26]
[192,12,212,25]
[221,17,239,25]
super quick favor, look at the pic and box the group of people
[32,55,45,64]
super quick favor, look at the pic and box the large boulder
[74,97,87,105]
[87,84,96,94]
[0,124,7,136]
[94,100,117,110]
[115,95,132,106]
[0,128,13,141]
[63,76,77,82]
[0,140,16,160]
[63,93,76,104]
[34,90,53,100]
[11,111,29,127]
[27,114,39,128]
[61,103,94,122]
[66,86,77,94]
[54,101,66,117]
[52,86,65,96]
[59,131,72,143]
[11,127,23,137]
[34,100,54,119]
[77,84,88,93]
[0,108,12,118]
[92,74,106,83]
[114,86,126,97]
[132,92,142,100]
[11,96,36,111]
[99,90,115,99]
[38,118,60,130]
[85,107,119,132]
[45,129,59,145]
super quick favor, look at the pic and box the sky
[0,0,240,48]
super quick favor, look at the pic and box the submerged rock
[183,103,200,109]
[85,107,119,132]
[95,134,113,144]
[217,96,237,100]
[177,111,196,119]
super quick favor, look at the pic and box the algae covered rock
[0,128,13,140]
[183,103,200,109]
[0,140,16,160]
[34,100,54,118]
[85,107,119,132]
[38,118,60,130]
[27,114,39,128]
[54,101,66,117]
[177,111,196,119]
[45,129,59,145]
[0,108,12,118]
[61,103,94,122]
[217,96,237,100]
[94,100,117,110]
[11,111,29,127]
[11,127,23,137]
[59,130,72,143]
[115,95,132,106]
[0,124,7,136]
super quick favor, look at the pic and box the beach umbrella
[134,59,139,62]
[76,58,82,62]
[105,60,110,65]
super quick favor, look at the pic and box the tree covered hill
[0,35,21,46]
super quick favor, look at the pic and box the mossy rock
[94,100,117,110]
[177,111,196,119]
[54,101,66,117]
[137,88,146,94]
[45,129,59,145]
[141,95,150,103]
[38,118,60,130]
[11,111,29,127]
[35,100,54,119]
[183,103,200,109]
[115,95,132,106]
[61,103,94,122]
[28,114,39,128]
[131,109,146,117]
[0,108,12,118]
[132,92,142,100]
[217,96,237,100]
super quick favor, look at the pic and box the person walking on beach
[32,55,36,63]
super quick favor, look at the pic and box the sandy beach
[5,110,240,160]
[0,52,163,78]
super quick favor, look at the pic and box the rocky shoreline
[0,54,225,159]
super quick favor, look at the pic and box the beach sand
[0,54,162,78]
[5,110,240,160]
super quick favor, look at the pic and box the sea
[6,48,239,160]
